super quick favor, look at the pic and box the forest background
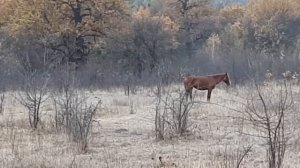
[0,0,300,89]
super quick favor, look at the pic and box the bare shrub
[215,145,253,168]
[155,91,194,140]
[124,73,137,96]
[53,73,101,151]
[17,72,50,129]
[243,81,294,168]
[153,64,170,99]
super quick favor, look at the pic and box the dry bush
[17,72,50,129]
[53,87,101,152]
[242,81,295,168]
[155,91,194,140]
[211,145,252,168]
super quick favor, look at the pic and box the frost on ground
[0,82,300,168]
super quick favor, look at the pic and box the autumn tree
[0,0,130,70]
[150,0,220,58]
[108,7,179,78]
[210,0,300,79]
[206,4,245,52]
[220,4,244,25]
[227,0,300,75]
[243,0,300,57]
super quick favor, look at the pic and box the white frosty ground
[0,82,300,167]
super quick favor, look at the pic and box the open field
[1,0,300,167]
[0,82,300,168]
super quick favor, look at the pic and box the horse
[183,72,231,102]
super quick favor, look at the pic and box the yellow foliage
[0,0,131,38]
[133,7,179,33]
[242,0,300,53]
[246,0,300,24]
[0,0,64,36]
[220,4,245,23]
[154,16,179,33]
[132,6,179,49]
[133,6,151,18]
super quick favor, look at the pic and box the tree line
[0,0,300,88]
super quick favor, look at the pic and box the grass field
[0,82,300,168]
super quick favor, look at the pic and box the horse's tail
[183,75,193,91]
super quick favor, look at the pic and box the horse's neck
[213,74,225,84]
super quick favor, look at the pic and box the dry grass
[0,82,300,168]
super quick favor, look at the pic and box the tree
[151,0,220,58]
[0,0,130,68]
[220,4,244,25]
[243,0,300,57]
[108,7,179,78]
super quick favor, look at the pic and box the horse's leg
[207,88,212,102]
[184,83,189,101]
[185,88,192,101]
[185,88,190,101]
[189,88,193,100]
[185,89,189,101]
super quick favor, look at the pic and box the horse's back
[184,76,207,86]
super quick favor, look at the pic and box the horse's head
[223,72,231,86]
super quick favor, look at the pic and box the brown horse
[184,73,230,101]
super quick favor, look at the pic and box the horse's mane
[184,72,227,79]
[192,73,227,78]
[207,72,227,76]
